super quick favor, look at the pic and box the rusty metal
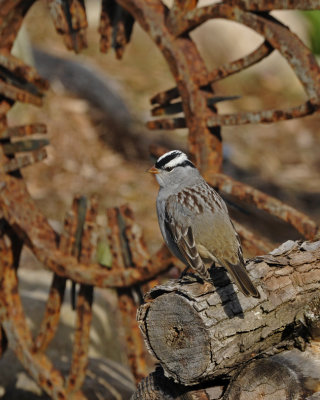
[2,138,49,154]
[0,123,47,138]
[0,119,50,212]
[0,1,319,398]
[69,196,87,310]
[206,40,274,85]
[0,172,174,287]
[33,206,78,353]
[0,51,48,90]
[126,0,320,240]
[0,79,43,105]
[206,101,319,127]
[0,236,70,400]
[151,95,240,117]
[99,1,134,59]
[117,289,148,383]
[150,20,271,111]
[47,0,88,53]
[228,0,320,11]
[169,0,199,29]
[118,0,224,173]
[164,3,320,126]
[67,284,93,395]
[107,205,150,382]
[207,172,319,240]
[66,196,97,395]
[3,148,47,173]
[0,50,47,107]
[172,0,198,12]
[0,196,100,399]
[33,273,66,352]
[0,1,36,51]
[147,116,186,130]
[119,204,151,269]
[150,87,180,106]
[99,0,113,53]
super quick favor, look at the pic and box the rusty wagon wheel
[0,1,319,399]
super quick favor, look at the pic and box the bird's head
[148,150,198,188]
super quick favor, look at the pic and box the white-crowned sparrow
[148,150,259,298]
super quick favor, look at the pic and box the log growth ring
[145,292,211,383]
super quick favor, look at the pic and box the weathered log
[137,240,320,386]
[132,346,320,399]
[226,345,320,400]
[131,365,224,400]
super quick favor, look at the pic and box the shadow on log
[132,240,320,398]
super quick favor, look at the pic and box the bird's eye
[165,166,173,172]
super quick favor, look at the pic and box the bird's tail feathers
[224,260,260,298]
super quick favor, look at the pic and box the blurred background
[9,1,320,246]
[1,0,320,397]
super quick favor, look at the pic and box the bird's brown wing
[203,216,260,298]
[222,222,260,298]
[165,197,210,281]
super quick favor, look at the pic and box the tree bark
[132,345,320,399]
[137,240,320,387]
[131,365,225,399]
[226,345,320,399]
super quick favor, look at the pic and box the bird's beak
[147,166,159,174]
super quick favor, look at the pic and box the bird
[148,150,260,298]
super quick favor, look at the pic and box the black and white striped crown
[155,150,195,171]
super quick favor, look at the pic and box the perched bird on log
[148,150,260,298]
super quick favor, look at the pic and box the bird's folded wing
[165,199,210,280]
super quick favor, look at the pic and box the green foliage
[302,10,320,55]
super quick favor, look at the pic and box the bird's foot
[179,266,190,279]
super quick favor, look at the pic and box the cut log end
[146,292,211,383]
[140,277,267,385]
